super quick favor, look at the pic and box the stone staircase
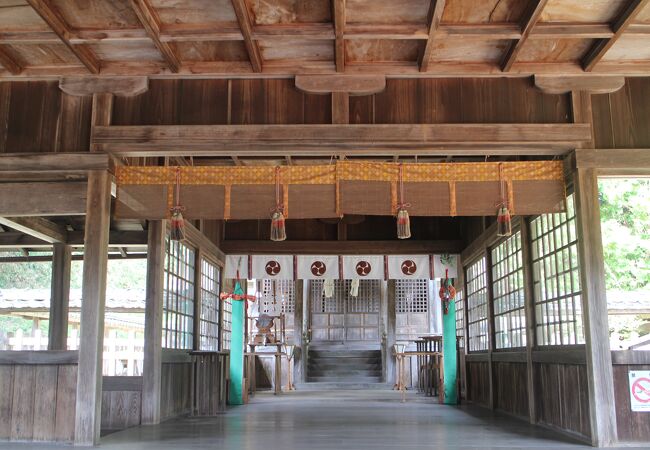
[306,344,383,385]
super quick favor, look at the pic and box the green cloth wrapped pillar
[228,281,245,405]
[442,299,458,404]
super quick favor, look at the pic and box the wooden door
[309,280,380,343]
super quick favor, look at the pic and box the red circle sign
[632,377,650,403]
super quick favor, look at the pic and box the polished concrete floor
[1,389,634,449]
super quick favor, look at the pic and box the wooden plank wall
[0,364,77,442]
[160,362,193,421]
[0,82,92,153]
[535,363,591,439]
[466,361,490,407]
[101,377,142,433]
[494,362,529,419]
[612,361,650,442]
[193,353,229,416]
[592,77,650,149]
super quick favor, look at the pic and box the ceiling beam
[501,0,549,72]
[59,77,149,97]
[295,74,386,95]
[333,0,346,72]
[91,123,592,157]
[533,75,625,94]
[129,0,181,73]
[231,0,262,72]
[0,217,67,243]
[0,182,87,216]
[25,0,100,74]
[582,0,650,72]
[0,152,109,173]
[419,0,446,72]
[0,45,22,74]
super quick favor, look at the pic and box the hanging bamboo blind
[115,161,565,220]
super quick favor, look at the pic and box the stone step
[297,382,389,391]
[307,375,383,383]
[308,361,382,370]
[308,351,382,359]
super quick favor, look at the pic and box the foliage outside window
[163,238,195,349]
[466,257,489,352]
[530,194,584,346]
[199,258,220,351]
[491,231,526,349]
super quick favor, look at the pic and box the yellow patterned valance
[114,161,565,220]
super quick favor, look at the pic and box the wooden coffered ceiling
[1,0,650,78]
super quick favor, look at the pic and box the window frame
[163,238,196,350]
[465,255,490,353]
[199,255,221,351]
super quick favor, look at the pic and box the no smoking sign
[629,371,650,412]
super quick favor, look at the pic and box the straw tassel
[170,167,186,241]
[270,166,287,241]
[496,163,512,237]
[396,164,411,239]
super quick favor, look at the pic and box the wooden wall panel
[612,363,650,442]
[494,361,529,419]
[353,78,570,125]
[466,361,490,407]
[592,77,650,149]
[535,363,591,440]
[160,362,193,421]
[101,391,141,432]
[0,364,77,443]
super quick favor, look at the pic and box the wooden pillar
[293,279,304,383]
[302,280,310,382]
[142,220,165,425]
[48,243,71,350]
[520,220,537,424]
[485,250,496,410]
[385,280,396,385]
[575,168,618,447]
[74,171,111,446]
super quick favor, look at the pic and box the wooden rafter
[582,0,650,72]
[333,0,346,72]
[419,0,446,72]
[501,0,549,72]
[0,45,21,75]
[0,217,67,244]
[25,0,100,74]
[129,0,181,73]
[231,0,262,73]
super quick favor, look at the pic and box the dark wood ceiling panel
[541,0,629,23]
[441,0,528,24]
[171,41,249,62]
[230,78,306,124]
[248,0,331,25]
[346,0,429,24]
[49,0,141,30]
[346,39,420,62]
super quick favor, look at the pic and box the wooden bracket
[59,77,149,97]
[534,75,625,95]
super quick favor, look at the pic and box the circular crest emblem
[310,261,327,277]
[265,260,281,276]
[356,261,372,276]
[401,260,417,275]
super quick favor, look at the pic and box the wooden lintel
[582,0,650,72]
[295,74,386,95]
[91,123,592,156]
[0,152,109,173]
[534,75,625,94]
[59,77,149,97]
[0,182,87,216]
[419,0,446,72]
[130,0,181,73]
[574,148,650,175]
[0,217,68,243]
[220,240,463,255]
[26,0,100,74]
[501,0,549,72]
[231,0,262,72]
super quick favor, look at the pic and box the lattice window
[530,194,584,346]
[311,280,380,313]
[466,256,489,352]
[257,279,295,315]
[395,279,429,313]
[455,290,464,348]
[163,239,195,349]
[199,258,220,351]
[491,231,526,349]
[221,298,232,350]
